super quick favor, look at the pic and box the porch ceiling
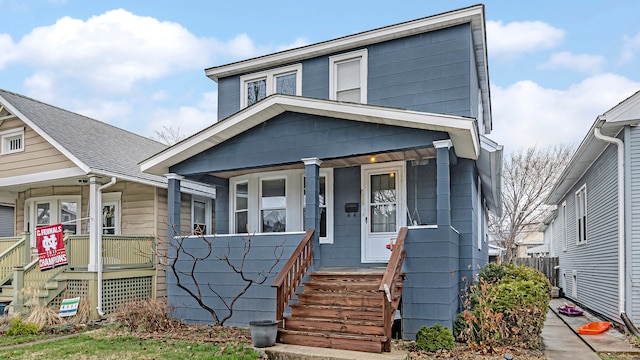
[211,148,437,178]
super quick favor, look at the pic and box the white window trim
[1,127,25,155]
[477,176,482,250]
[102,192,122,235]
[561,201,567,251]
[301,169,334,244]
[25,195,82,246]
[240,63,302,109]
[329,49,368,103]
[233,180,249,233]
[575,185,587,245]
[191,196,213,235]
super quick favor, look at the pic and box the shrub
[5,318,39,336]
[114,299,174,332]
[415,324,455,352]
[458,263,551,351]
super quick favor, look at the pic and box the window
[369,173,397,233]
[1,128,24,154]
[240,64,302,108]
[303,170,334,243]
[191,197,213,235]
[575,186,587,244]
[261,178,286,232]
[235,182,248,233]
[101,192,121,235]
[26,196,81,246]
[329,49,368,103]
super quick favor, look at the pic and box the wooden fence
[515,257,558,287]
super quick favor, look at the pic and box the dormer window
[1,128,24,155]
[329,49,368,103]
[240,64,302,108]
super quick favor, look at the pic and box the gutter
[96,177,116,316]
[593,116,626,318]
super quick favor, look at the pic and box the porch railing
[271,230,314,327]
[0,236,26,283]
[379,226,407,351]
[0,236,22,255]
[67,235,156,269]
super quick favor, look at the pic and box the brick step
[290,304,383,321]
[277,329,387,353]
[284,317,385,336]
[297,291,384,307]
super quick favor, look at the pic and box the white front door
[361,161,406,263]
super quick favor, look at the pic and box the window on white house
[1,128,24,154]
[235,182,248,233]
[561,201,567,251]
[240,64,302,108]
[575,186,587,244]
[261,178,286,232]
[329,49,368,103]
[191,197,213,235]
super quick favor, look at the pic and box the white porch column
[88,175,101,272]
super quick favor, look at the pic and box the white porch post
[88,175,101,272]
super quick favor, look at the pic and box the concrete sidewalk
[544,298,640,359]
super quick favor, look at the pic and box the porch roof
[140,95,480,176]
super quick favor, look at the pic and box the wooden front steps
[278,269,395,353]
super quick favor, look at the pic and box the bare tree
[166,231,285,325]
[490,145,574,263]
[153,125,186,145]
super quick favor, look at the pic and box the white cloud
[487,20,565,58]
[490,73,640,152]
[0,34,17,69]
[620,32,640,65]
[539,51,605,74]
[145,91,218,140]
[276,37,310,52]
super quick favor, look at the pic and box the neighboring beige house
[516,226,546,258]
[0,89,214,315]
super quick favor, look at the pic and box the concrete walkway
[544,298,640,359]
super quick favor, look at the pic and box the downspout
[96,177,116,316]
[593,116,626,319]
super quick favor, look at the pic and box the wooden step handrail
[379,226,407,352]
[271,230,314,327]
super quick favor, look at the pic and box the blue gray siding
[217,24,473,120]
[170,112,448,176]
[168,233,301,327]
[403,226,460,339]
[628,126,640,324]
[557,141,619,323]
[0,205,14,237]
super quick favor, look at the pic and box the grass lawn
[0,328,262,360]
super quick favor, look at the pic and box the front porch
[0,232,156,317]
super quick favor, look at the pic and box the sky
[1,0,639,153]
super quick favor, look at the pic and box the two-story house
[141,4,502,352]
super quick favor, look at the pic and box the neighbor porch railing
[66,234,156,269]
[0,235,27,284]
[379,226,407,352]
[271,230,314,328]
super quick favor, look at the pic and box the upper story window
[329,49,368,103]
[575,185,587,245]
[240,64,302,108]
[1,128,25,155]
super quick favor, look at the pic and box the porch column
[88,175,101,272]
[434,140,453,227]
[302,158,322,267]
[166,174,183,239]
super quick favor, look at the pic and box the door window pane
[36,203,50,227]
[60,201,78,234]
[261,179,286,232]
[370,173,397,233]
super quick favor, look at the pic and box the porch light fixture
[370,156,376,163]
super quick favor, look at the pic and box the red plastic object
[577,322,611,335]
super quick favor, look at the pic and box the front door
[361,161,406,263]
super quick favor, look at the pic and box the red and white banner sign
[36,224,68,271]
